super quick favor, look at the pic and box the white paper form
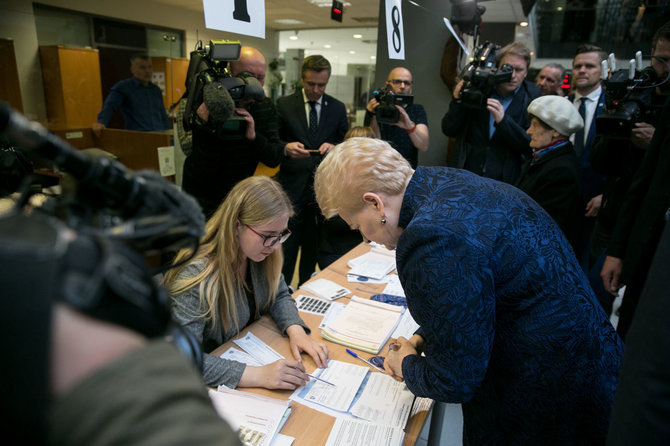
[325,418,405,446]
[347,253,396,280]
[319,301,346,329]
[233,332,284,365]
[391,311,420,340]
[349,373,414,428]
[302,360,369,412]
[382,274,406,297]
[220,347,263,366]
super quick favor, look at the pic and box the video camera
[458,41,513,109]
[596,51,669,139]
[183,40,265,139]
[0,104,204,369]
[372,85,414,124]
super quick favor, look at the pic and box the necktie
[308,101,318,138]
[573,97,587,157]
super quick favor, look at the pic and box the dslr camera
[458,41,513,109]
[372,85,414,124]
[184,40,265,138]
[596,51,668,139]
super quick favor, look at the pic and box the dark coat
[515,142,583,254]
[275,91,348,204]
[397,167,622,444]
[442,80,540,184]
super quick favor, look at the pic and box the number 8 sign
[385,0,405,60]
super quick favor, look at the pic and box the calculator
[295,295,332,315]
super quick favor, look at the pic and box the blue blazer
[275,91,348,203]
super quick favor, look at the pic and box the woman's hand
[238,359,308,390]
[286,325,329,368]
[407,334,425,354]
[384,336,417,382]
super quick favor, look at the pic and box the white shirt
[570,86,602,145]
[302,89,322,127]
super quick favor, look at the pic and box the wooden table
[210,242,431,446]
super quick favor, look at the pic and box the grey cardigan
[170,259,309,388]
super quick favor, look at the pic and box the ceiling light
[520,21,529,27]
[307,0,351,7]
[349,50,356,54]
[274,19,305,25]
[353,34,362,39]
[370,55,376,60]
[556,6,563,11]
[289,35,298,40]
[324,44,332,48]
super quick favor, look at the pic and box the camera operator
[442,42,540,184]
[182,46,284,218]
[364,67,429,168]
[598,21,670,338]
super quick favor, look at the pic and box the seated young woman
[164,175,328,389]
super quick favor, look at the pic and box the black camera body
[184,40,265,139]
[459,41,513,109]
[373,86,414,124]
[597,58,663,139]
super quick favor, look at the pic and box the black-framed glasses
[388,79,412,86]
[246,225,292,247]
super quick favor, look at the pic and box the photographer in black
[442,42,540,184]
[364,67,429,168]
[182,46,284,218]
[596,21,670,334]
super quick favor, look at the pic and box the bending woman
[164,176,328,389]
[314,137,622,444]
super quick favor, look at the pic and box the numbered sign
[203,0,265,39]
[385,0,405,60]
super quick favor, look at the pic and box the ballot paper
[391,311,420,340]
[319,301,347,329]
[382,274,406,297]
[233,332,284,365]
[301,360,369,412]
[349,372,414,428]
[208,387,292,446]
[300,278,351,300]
[324,418,405,446]
[347,251,396,280]
[220,347,264,366]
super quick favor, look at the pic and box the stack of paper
[208,386,292,446]
[325,419,405,446]
[301,278,351,300]
[347,250,396,280]
[321,296,404,354]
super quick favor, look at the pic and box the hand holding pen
[346,349,385,373]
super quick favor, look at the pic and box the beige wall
[0,0,280,122]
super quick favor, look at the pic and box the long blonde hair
[164,176,294,333]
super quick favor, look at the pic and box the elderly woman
[515,95,584,254]
[314,138,622,444]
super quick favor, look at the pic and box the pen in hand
[293,367,335,386]
[346,349,385,373]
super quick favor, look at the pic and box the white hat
[527,95,584,137]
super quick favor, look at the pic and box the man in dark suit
[567,44,608,268]
[275,55,348,285]
[442,42,540,185]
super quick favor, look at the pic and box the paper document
[347,274,388,284]
[220,347,264,366]
[382,274,406,297]
[301,278,351,300]
[208,387,291,446]
[347,251,396,280]
[325,418,405,446]
[319,301,346,329]
[302,360,369,412]
[391,311,420,340]
[233,332,284,365]
[322,296,403,353]
[409,397,432,418]
[349,372,414,428]
[270,434,294,446]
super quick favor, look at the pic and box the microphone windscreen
[203,82,235,125]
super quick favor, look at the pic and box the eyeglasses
[246,225,292,247]
[388,79,412,86]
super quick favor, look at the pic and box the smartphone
[306,149,321,156]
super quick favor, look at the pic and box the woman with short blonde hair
[165,176,328,389]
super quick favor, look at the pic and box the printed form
[324,418,404,446]
[233,332,284,365]
[301,360,369,412]
[350,372,414,428]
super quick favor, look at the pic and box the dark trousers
[282,197,320,287]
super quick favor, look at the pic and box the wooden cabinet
[39,45,103,129]
[151,56,189,110]
[0,38,23,112]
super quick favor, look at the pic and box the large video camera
[596,51,669,139]
[458,41,513,109]
[0,104,204,369]
[372,85,414,124]
[183,40,265,139]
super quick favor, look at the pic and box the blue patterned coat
[397,167,622,444]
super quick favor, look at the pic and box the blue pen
[346,349,385,373]
[306,372,336,387]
